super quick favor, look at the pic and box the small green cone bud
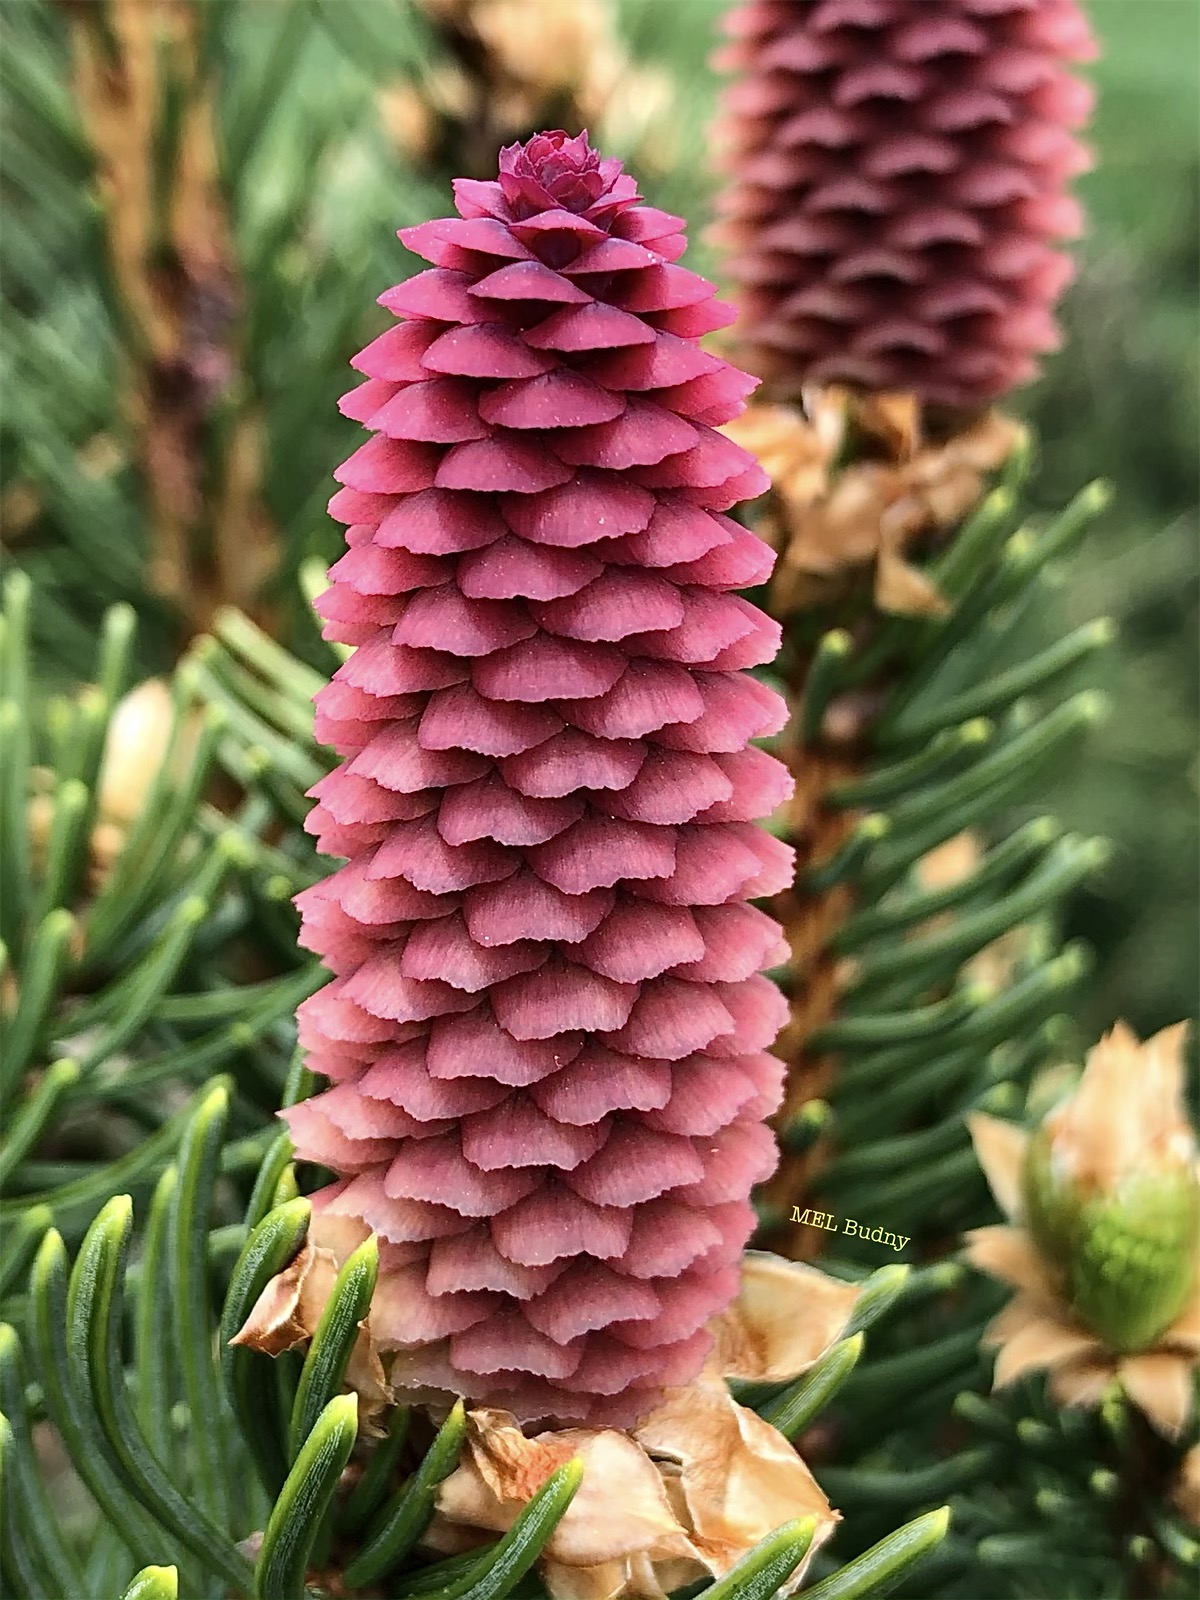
[1023,1127,1200,1352]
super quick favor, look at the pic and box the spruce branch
[0,577,311,1284]
[4,1080,950,1597]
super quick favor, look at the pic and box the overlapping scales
[713,0,1096,407]
[291,130,794,1426]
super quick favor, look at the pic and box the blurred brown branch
[61,0,277,634]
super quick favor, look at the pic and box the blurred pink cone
[714,0,1097,408]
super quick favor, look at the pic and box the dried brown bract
[724,393,1022,619]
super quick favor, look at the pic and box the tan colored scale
[383,0,679,183]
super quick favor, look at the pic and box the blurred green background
[1,0,1196,1036]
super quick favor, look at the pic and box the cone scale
[289,131,795,1426]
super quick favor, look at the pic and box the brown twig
[61,0,277,636]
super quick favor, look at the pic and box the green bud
[1023,1124,1200,1352]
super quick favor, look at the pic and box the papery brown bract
[422,1255,851,1597]
[287,130,795,1427]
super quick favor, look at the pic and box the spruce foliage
[1,3,1196,1598]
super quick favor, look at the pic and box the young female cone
[288,131,796,1427]
[713,0,1097,408]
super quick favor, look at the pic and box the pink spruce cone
[287,130,796,1428]
[713,0,1097,408]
